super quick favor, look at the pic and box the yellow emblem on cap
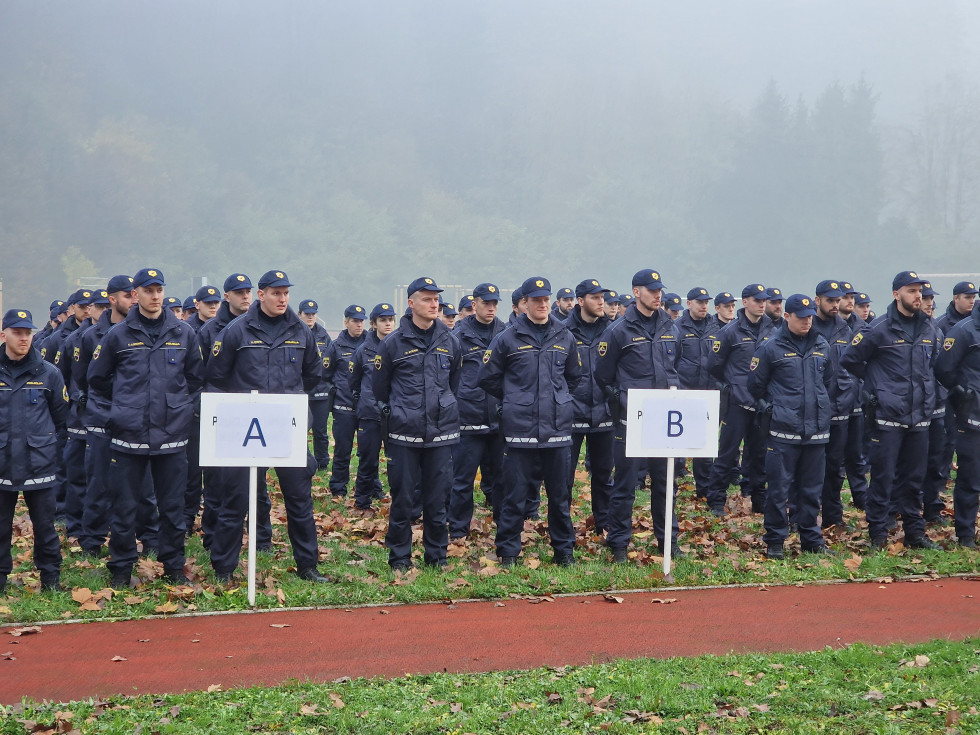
[757,285,764,291]
[237,275,245,282]
[17,311,26,318]
[700,289,707,295]
[275,272,284,278]
[750,356,760,371]
[208,288,216,295]
[712,340,721,353]
[851,333,863,346]
[355,306,362,312]
[843,282,851,289]
[374,354,383,370]
[212,341,221,357]
[92,345,101,360]
[597,341,608,357]
[82,291,91,298]
[860,293,868,299]
[651,272,659,280]
[148,270,157,277]
[482,349,492,364]
[488,286,496,292]
[609,291,617,298]
[944,337,955,351]
[424,278,433,284]
[382,304,390,310]
[802,298,810,306]
[101,291,107,298]
[970,283,976,289]
[830,282,838,289]
[909,272,917,278]
[536,280,544,288]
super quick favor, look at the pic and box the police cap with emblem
[344,304,366,319]
[370,303,397,320]
[406,276,443,298]
[133,268,166,288]
[742,283,767,299]
[764,287,783,301]
[458,294,476,310]
[555,287,574,299]
[473,283,500,302]
[258,270,293,289]
[75,289,98,306]
[298,299,318,314]
[921,282,939,297]
[815,280,846,298]
[223,273,254,292]
[3,310,35,330]
[687,287,710,301]
[855,293,871,305]
[182,296,198,312]
[841,282,859,295]
[619,293,633,305]
[575,279,609,298]
[664,293,683,312]
[511,286,525,305]
[106,275,134,294]
[632,269,666,290]
[892,271,929,290]
[521,276,552,298]
[784,294,817,318]
[602,290,619,304]
[195,285,221,303]
[93,290,111,306]
[715,291,735,305]
[442,303,458,317]
[953,281,979,296]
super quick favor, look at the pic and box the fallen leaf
[299,703,320,715]
[863,690,885,701]
[154,602,178,614]
[843,553,863,572]
[206,684,222,692]
[651,598,679,604]
[7,626,41,636]
[269,624,291,628]
[604,595,624,604]
[111,656,127,662]
[526,558,541,570]
[329,692,345,709]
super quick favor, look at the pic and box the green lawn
[3,638,978,733]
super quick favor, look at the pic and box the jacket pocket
[108,395,147,438]
[27,433,58,476]
[166,392,195,437]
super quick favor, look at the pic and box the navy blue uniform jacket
[934,303,980,430]
[453,315,507,434]
[707,309,776,410]
[563,306,612,432]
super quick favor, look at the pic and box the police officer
[206,269,328,583]
[457,295,476,321]
[87,268,204,588]
[764,287,784,326]
[839,282,861,331]
[618,293,634,318]
[479,276,582,567]
[663,293,683,321]
[35,301,65,343]
[297,298,333,472]
[840,271,940,550]
[920,282,949,524]
[188,285,220,331]
[703,284,776,517]
[676,287,716,498]
[0,309,69,593]
[936,281,978,334]
[40,289,92,365]
[164,297,183,319]
[350,302,396,511]
[551,287,575,320]
[76,276,137,557]
[374,277,461,570]
[564,279,614,534]
[595,269,681,561]
[602,291,620,321]
[712,292,736,330]
[811,280,861,527]
[324,304,367,498]
[448,283,506,538]
[854,293,873,323]
[748,295,835,558]
[194,274,261,549]
[440,302,458,330]
[934,300,980,548]
[181,297,197,322]
[508,286,526,325]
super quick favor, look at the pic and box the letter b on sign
[625,389,719,458]
[667,410,684,437]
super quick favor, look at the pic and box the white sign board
[624,389,720,458]
[199,392,309,467]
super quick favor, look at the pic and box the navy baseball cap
[764,287,784,301]
[258,270,293,289]
[407,277,443,298]
[458,295,475,310]
[603,290,619,304]
[223,273,253,292]
[298,299,318,314]
[521,276,552,298]
[48,299,64,311]
[511,286,524,305]
[370,302,396,320]
[344,304,366,319]
[555,287,574,299]
[473,283,500,302]
[619,293,634,305]
[195,285,221,303]
[442,303,458,317]
[632,269,666,290]
[3,309,35,330]
[164,296,180,309]
[687,287,710,301]
[133,268,165,289]
[742,284,767,299]
[953,281,979,295]
[575,279,608,297]
[107,275,134,294]
[715,291,735,305]
[815,280,846,298]
[48,307,60,320]
[56,301,68,316]
[921,282,939,297]
[664,293,683,311]
[65,289,84,307]
[841,281,859,295]
[855,293,872,305]
[784,294,817,318]
[92,291,110,306]
[892,271,929,290]
[75,289,98,306]
[182,296,197,312]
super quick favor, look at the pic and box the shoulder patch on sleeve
[482,349,492,364]
[374,354,383,370]
[92,345,101,361]
[944,337,955,351]
[62,386,69,402]
[749,356,760,371]
[597,341,607,357]
[851,332,863,346]
[712,340,721,353]
[212,341,222,357]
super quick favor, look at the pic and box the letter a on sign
[243,418,267,447]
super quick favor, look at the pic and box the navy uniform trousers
[309,399,332,470]
[353,419,384,509]
[764,439,826,550]
[62,433,87,538]
[704,405,766,511]
[449,432,503,538]
[569,431,613,534]
[953,429,980,543]
[496,447,574,559]
[866,426,928,542]
[329,407,358,495]
[844,412,869,508]
[210,458,318,576]
[0,488,61,585]
[386,444,452,567]
[107,451,186,576]
[921,416,949,521]
[607,429,676,552]
[819,420,849,527]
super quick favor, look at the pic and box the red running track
[2,577,978,704]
